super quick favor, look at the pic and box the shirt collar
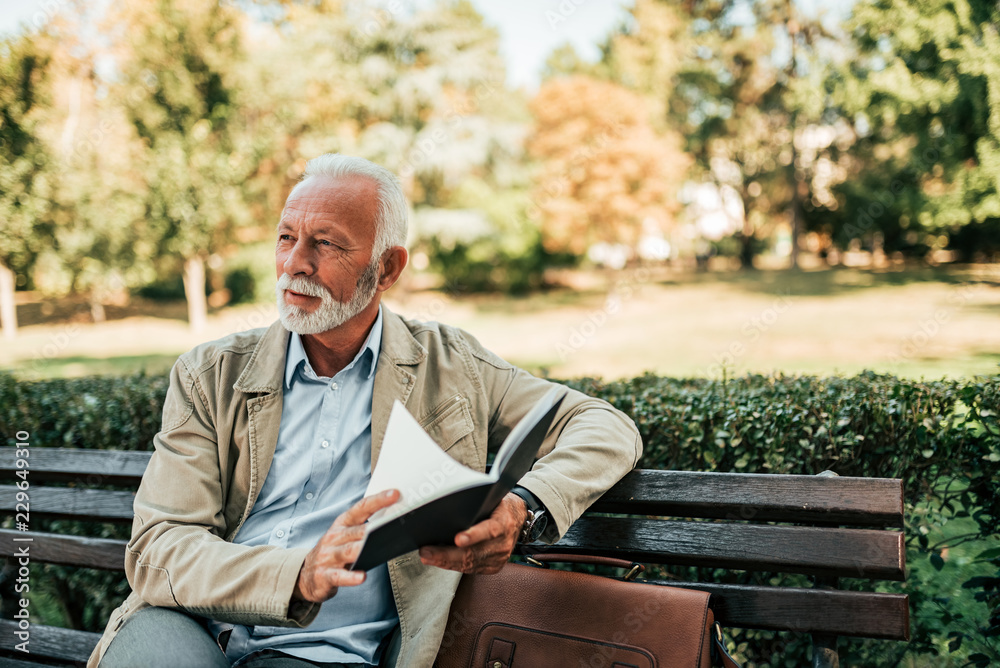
[284,305,384,389]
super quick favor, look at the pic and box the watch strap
[512,485,548,543]
[510,485,545,515]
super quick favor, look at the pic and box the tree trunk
[786,104,803,270]
[739,191,757,270]
[788,176,803,270]
[183,255,208,334]
[786,4,803,270]
[739,232,756,269]
[0,260,18,340]
[90,296,106,323]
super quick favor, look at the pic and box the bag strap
[522,552,640,570]
[522,553,645,579]
[711,622,742,668]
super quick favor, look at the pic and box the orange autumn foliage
[527,75,690,256]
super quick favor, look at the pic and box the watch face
[525,510,548,542]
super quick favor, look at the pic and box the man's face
[275,175,382,334]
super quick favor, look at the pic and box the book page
[365,400,486,525]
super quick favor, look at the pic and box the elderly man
[89,154,641,668]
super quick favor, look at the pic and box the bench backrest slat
[0,529,127,570]
[664,582,910,640]
[0,447,149,486]
[0,655,73,668]
[6,516,906,582]
[0,450,905,526]
[0,532,912,640]
[0,485,135,522]
[0,619,102,663]
[553,516,906,580]
[590,470,904,527]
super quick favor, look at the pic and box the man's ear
[377,246,408,292]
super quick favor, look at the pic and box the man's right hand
[292,489,400,603]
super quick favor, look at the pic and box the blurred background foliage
[2,0,999,336]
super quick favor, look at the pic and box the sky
[0,0,635,91]
[468,0,634,90]
[0,0,63,36]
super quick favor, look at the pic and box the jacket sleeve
[124,358,319,627]
[462,332,643,543]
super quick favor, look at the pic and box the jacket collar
[233,305,426,395]
[234,320,289,394]
[379,305,427,367]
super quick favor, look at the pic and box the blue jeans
[99,607,365,668]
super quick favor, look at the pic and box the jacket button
[253,404,262,413]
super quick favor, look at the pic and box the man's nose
[283,239,314,276]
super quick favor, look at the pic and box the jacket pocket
[419,395,474,453]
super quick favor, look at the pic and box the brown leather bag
[434,554,740,668]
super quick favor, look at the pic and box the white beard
[275,261,380,335]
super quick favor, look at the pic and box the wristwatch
[511,486,548,543]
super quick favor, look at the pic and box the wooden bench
[0,447,909,667]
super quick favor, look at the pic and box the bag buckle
[623,563,644,581]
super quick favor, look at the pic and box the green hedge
[0,373,169,452]
[563,372,1000,666]
[2,371,999,666]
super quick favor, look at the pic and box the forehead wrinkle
[284,179,376,212]
[287,175,379,211]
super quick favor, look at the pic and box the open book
[351,387,566,571]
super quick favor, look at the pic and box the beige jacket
[89,308,641,668]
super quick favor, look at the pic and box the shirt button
[305,492,314,500]
[331,382,339,390]
[321,440,330,448]
[276,529,285,538]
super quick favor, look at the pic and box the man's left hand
[418,492,527,574]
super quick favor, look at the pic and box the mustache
[276,274,330,299]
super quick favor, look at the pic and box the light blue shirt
[210,307,396,666]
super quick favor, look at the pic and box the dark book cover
[351,389,565,571]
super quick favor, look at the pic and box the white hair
[289,153,408,258]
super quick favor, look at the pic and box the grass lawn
[3,265,1000,380]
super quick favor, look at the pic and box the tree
[267,0,515,207]
[527,75,689,257]
[262,1,541,292]
[604,0,836,268]
[542,43,603,82]
[22,6,154,323]
[832,0,1000,261]
[0,31,53,339]
[108,0,260,331]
